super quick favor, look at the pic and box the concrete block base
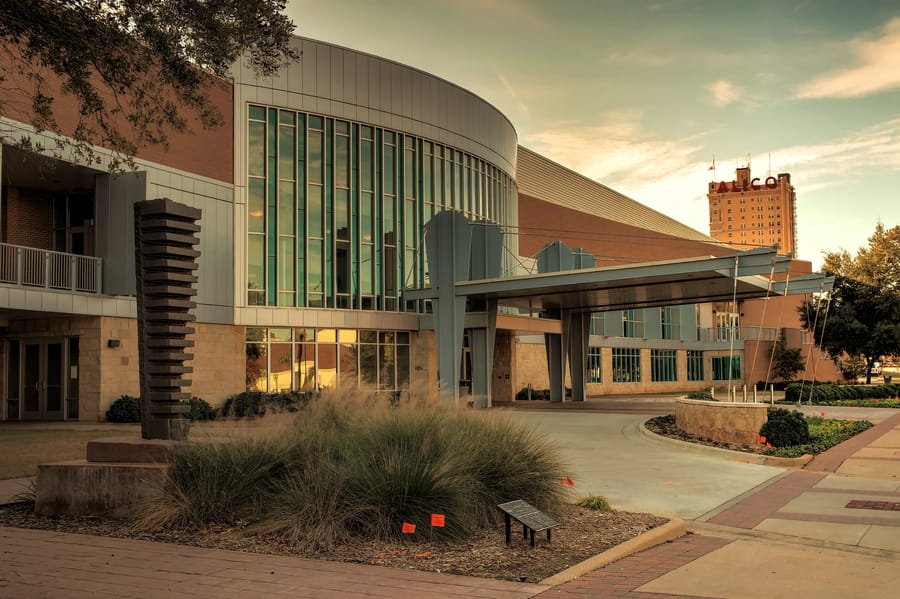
[35,437,176,518]
[35,460,167,518]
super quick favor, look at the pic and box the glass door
[18,339,66,420]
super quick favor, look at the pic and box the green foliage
[0,0,298,170]
[221,390,311,417]
[576,495,612,512]
[785,382,900,404]
[765,418,873,458]
[105,395,142,423]
[138,393,568,548]
[182,396,217,421]
[686,391,715,401]
[801,275,900,385]
[840,355,868,381]
[769,333,805,383]
[760,408,809,447]
[140,438,287,528]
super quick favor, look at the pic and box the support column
[564,310,591,401]
[469,299,497,408]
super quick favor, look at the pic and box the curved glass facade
[246,105,517,311]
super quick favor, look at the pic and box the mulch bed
[0,503,667,583]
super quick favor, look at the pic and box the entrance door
[20,340,65,420]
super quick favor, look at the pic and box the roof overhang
[406,247,801,314]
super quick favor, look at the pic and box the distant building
[708,166,797,256]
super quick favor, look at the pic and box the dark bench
[497,499,559,547]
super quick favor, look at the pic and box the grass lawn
[0,415,299,480]
[0,429,138,479]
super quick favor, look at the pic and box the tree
[823,222,900,292]
[800,276,900,384]
[769,332,805,383]
[0,0,298,169]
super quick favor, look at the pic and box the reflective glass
[248,178,265,233]
[248,121,266,177]
[279,125,295,179]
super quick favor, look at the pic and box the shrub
[138,437,287,529]
[182,396,217,421]
[766,418,873,458]
[221,390,310,418]
[760,408,809,447]
[686,391,714,401]
[106,395,142,423]
[138,390,569,547]
[577,495,612,512]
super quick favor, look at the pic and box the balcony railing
[699,326,780,343]
[0,242,102,294]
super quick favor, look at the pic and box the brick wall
[3,186,52,249]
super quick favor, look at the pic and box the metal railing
[0,242,102,294]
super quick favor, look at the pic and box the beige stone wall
[675,398,768,446]
[185,323,244,408]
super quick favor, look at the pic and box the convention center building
[0,37,838,421]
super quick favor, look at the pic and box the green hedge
[221,390,314,417]
[760,408,809,447]
[785,382,900,403]
[765,417,873,458]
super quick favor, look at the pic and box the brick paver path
[535,534,732,598]
[0,527,547,598]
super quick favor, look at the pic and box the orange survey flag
[401,522,416,534]
[430,514,445,527]
[561,476,575,487]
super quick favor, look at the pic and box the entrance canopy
[405,211,833,404]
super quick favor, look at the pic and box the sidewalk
[536,409,900,598]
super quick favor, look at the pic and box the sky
[285,0,900,269]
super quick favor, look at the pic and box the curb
[638,420,812,468]
[540,517,686,586]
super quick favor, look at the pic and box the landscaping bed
[0,502,666,583]
[646,413,873,458]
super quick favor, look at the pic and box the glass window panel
[380,342,395,390]
[361,192,373,242]
[379,331,394,344]
[248,178,265,233]
[294,328,315,342]
[687,350,704,381]
[249,105,266,121]
[336,120,349,134]
[335,189,349,240]
[317,342,337,389]
[339,342,358,386]
[335,134,349,187]
[361,140,373,191]
[296,343,316,390]
[246,337,267,391]
[309,115,323,130]
[396,344,409,388]
[651,350,677,382]
[279,110,294,125]
[318,329,336,343]
[308,131,323,184]
[360,330,377,343]
[268,343,292,391]
[384,144,395,194]
[587,348,602,383]
[307,185,323,238]
[383,196,395,237]
[360,342,377,388]
[279,125,295,179]
[360,244,373,295]
[278,236,295,297]
[397,332,409,344]
[248,234,265,298]
[612,348,641,383]
[248,121,266,177]
[338,330,357,343]
[278,181,295,235]
[308,240,323,293]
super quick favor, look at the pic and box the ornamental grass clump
[138,388,569,548]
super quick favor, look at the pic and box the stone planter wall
[675,398,768,446]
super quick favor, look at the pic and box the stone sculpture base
[34,437,174,518]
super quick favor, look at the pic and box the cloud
[497,73,530,117]
[707,79,744,107]
[794,17,900,99]
[522,116,900,253]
